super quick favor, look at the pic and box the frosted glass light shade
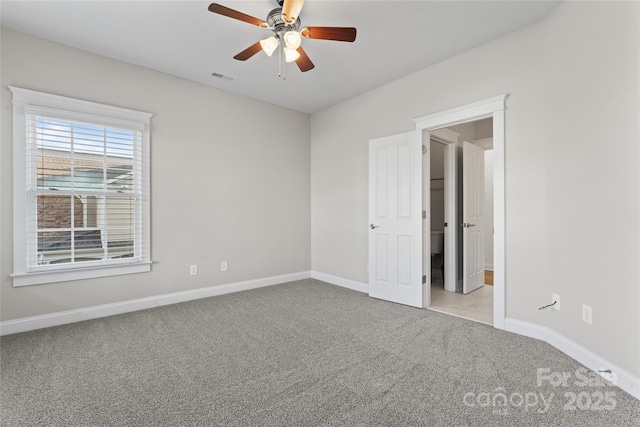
[284,47,300,63]
[260,37,278,57]
[283,31,302,49]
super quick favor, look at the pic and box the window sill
[11,261,152,287]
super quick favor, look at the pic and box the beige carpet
[2,279,638,426]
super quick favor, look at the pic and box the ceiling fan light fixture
[209,2,356,73]
[260,36,278,57]
[283,30,302,49]
[284,47,300,63]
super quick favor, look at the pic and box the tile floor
[428,278,494,325]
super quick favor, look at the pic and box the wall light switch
[221,261,228,272]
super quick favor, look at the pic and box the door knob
[370,224,379,229]
[461,223,476,228]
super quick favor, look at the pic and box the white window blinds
[26,114,143,270]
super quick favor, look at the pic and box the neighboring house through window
[10,87,152,286]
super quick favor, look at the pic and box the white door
[462,141,485,294]
[369,131,423,308]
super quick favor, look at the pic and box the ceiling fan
[208,0,357,74]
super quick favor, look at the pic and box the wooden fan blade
[233,41,263,61]
[295,47,315,72]
[282,0,305,23]
[301,27,357,42]
[208,3,267,27]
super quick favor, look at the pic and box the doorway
[415,94,506,329]
[427,119,494,325]
[367,95,506,329]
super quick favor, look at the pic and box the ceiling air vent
[211,72,236,82]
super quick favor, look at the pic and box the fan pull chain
[278,40,286,80]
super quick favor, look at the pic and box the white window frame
[10,87,152,286]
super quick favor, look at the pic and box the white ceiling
[0,1,559,113]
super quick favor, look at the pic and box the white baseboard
[0,271,312,336]
[310,271,368,294]
[505,318,639,401]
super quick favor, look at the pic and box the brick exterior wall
[37,195,84,229]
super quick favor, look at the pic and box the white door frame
[422,138,430,308]
[428,129,460,293]
[414,95,507,329]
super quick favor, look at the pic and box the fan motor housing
[266,8,301,33]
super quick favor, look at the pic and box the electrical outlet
[582,304,592,324]
[552,293,560,310]
[221,261,228,272]
[190,265,198,276]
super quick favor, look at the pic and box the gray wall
[1,29,311,320]
[475,118,493,140]
[310,1,639,376]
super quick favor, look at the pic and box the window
[11,87,152,286]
